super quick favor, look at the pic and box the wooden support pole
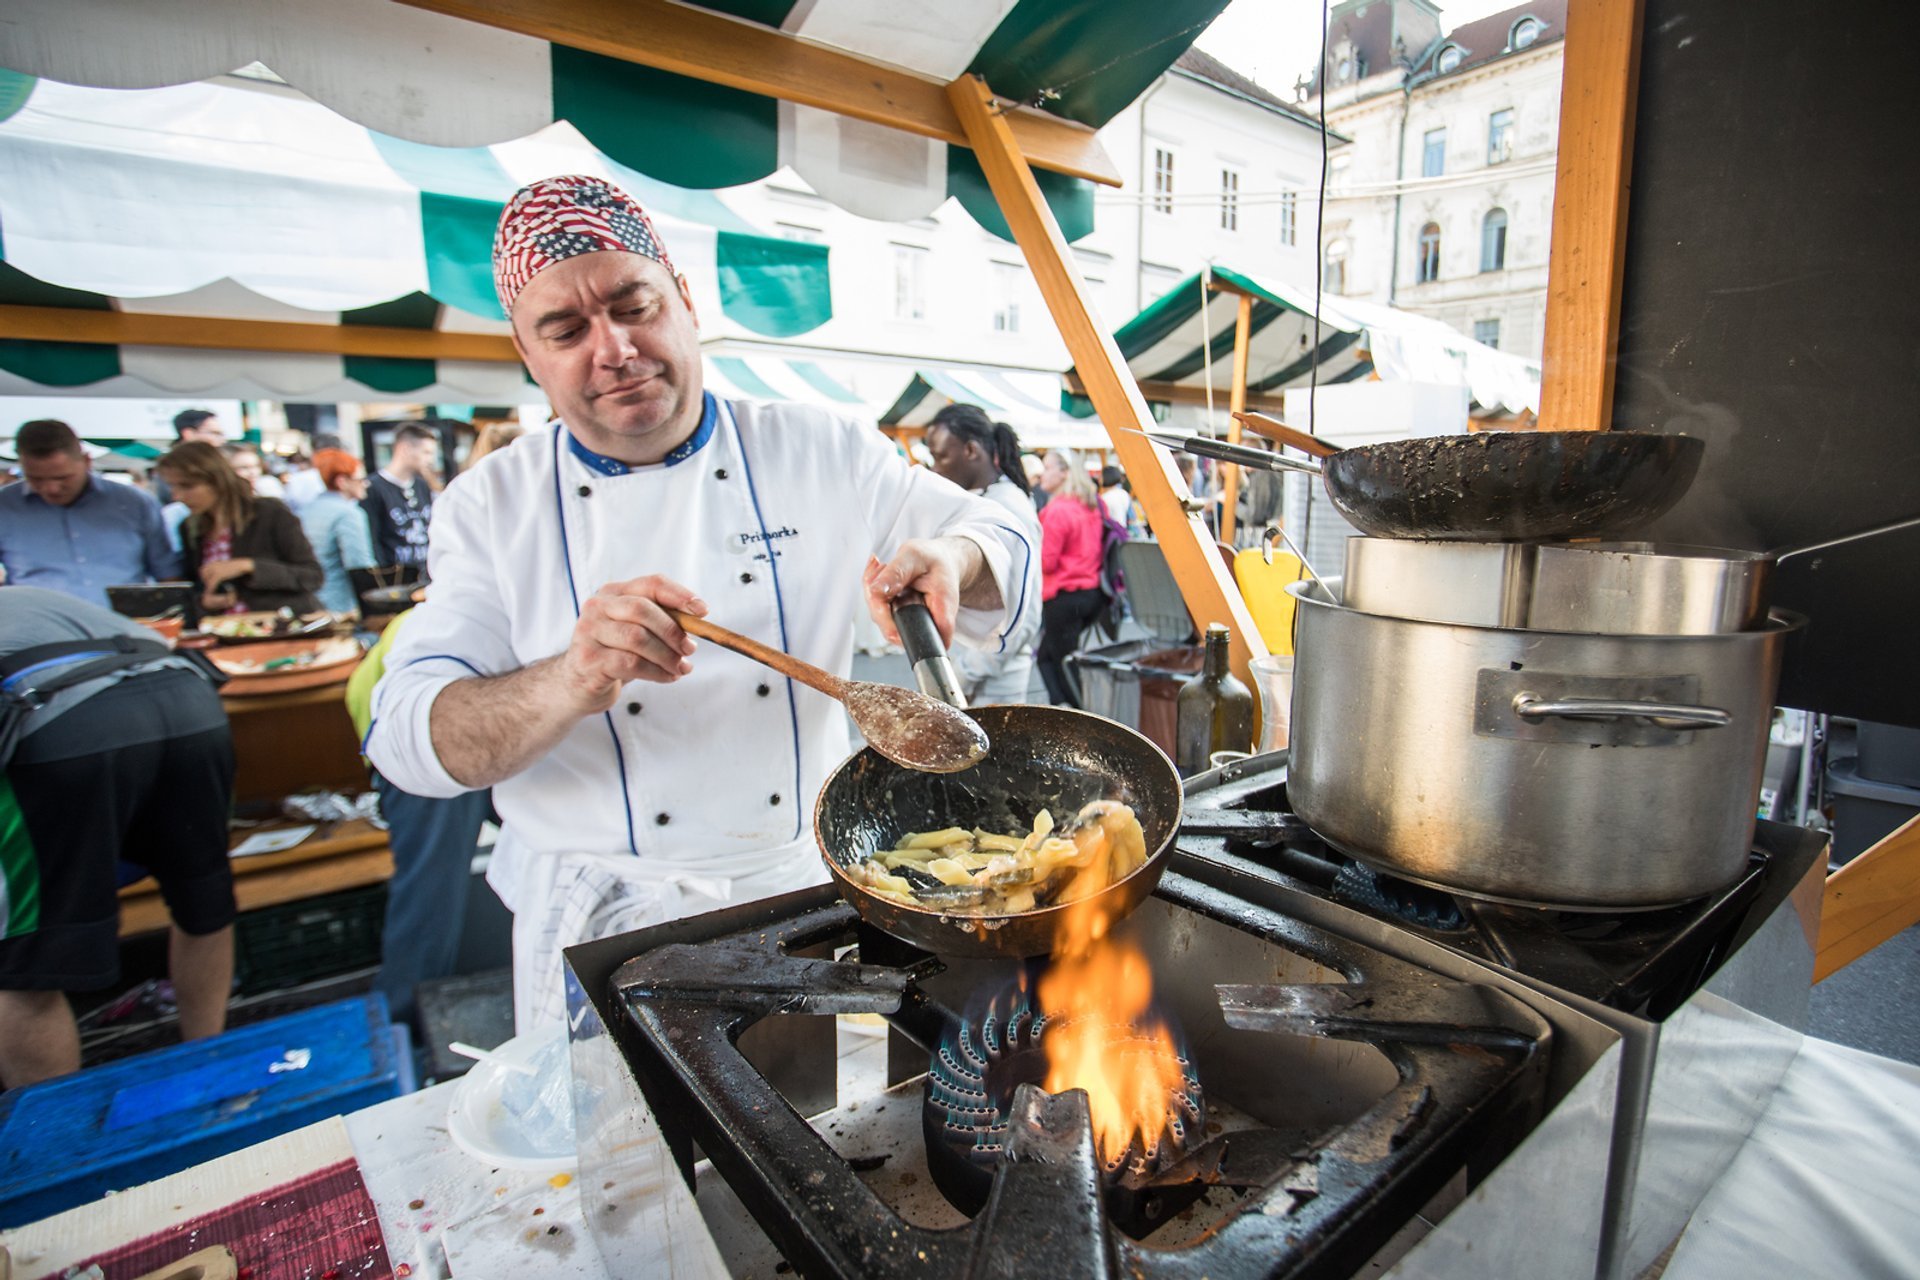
[1539,0,1645,431]
[946,74,1266,686]
[1218,291,1254,547]
[0,305,522,363]
[1815,813,1920,983]
[399,0,1120,187]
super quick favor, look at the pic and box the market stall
[4,0,1920,1276]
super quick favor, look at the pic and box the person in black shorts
[0,588,237,1088]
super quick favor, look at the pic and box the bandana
[492,175,677,316]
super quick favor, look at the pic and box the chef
[366,176,1038,1030]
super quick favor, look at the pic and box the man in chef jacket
[366,176,1038,1030]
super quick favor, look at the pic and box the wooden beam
[947,74,1267,692]
[398,0,1121,188]
[1539,0,1645,431]
[0,306,522,363]
[1064,374,1288,415]
[1816,814,1920,982]
[1218,291,1254,547]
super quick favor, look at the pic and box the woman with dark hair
[1032,449,1107,707]
[925,404,1041,703]
[157,441,324,615]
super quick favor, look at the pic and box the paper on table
[230,825,318,858]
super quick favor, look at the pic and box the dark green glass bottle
[1175,624,1255,777]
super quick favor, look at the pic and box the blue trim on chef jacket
[727,402,806,844]
[564,392,719,475]
[979,520,1034,656]
[552,424,641,857]
[403,653,484,677]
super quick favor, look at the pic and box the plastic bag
[497,1031,576,1157]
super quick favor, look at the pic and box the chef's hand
[558,575,708,713]
[863,537,986,648]
[200,558,254,592]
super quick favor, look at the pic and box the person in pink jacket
[1035,449,1106,706]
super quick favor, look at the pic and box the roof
[1067,264,1541,415]
[1170,49,1334,135]
[0,0,1236,238]
[1419,0,1567,81]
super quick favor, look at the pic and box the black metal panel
[1612,0,1920,725]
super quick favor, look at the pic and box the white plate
[445,1032,577,1175]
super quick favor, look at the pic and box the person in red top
[1035,449,1106,706]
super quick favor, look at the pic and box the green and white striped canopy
[0,0,1230,235]
[0,68,838,398]
[1071,265,1542,416]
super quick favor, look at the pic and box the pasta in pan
[845,800,1147,916]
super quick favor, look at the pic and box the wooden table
[118,819,393,938]
[116,670,392,937]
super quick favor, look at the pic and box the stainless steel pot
[1285,579,1800,909]
[1341,538,1770,635]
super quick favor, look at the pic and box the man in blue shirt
[0,420,182,607]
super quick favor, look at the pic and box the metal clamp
[1511,692,1732,731]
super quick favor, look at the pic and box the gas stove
[561,752,1824,1280]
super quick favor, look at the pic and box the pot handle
[891,592,968,710]
[1512,692,1731,730]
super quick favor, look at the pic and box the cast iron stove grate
[605,872,1550,1280]
[1179,764,1775,1017]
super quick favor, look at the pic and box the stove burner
[922,982,1204,1228]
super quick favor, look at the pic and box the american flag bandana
[492,175,678,316]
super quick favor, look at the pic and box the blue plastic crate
[0,994,402,1228]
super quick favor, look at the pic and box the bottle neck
[1204,631,1231,679]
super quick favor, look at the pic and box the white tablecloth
[1665,1037,1920,1277]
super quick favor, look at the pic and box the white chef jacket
[952,476,1042,703]
[365,395,1039,1026]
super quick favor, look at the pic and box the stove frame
[567,870,1556,1280]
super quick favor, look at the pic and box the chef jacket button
[715,468,729,480]
[740,572,754,584]
[626,701,642,715]
[756,683,771,697]
[655,813,671,826]
[770,794,782,806]
[577,484,592,498]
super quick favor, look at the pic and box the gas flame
[1037,804,1186,1171]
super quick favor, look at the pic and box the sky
[1191,0,1526,97]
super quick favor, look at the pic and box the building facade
[1306,0,1563,359]
[717,49,1330,390]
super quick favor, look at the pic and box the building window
[1220,169,1240,232]
[1481,208,1509,271]
[1437,45,1464,73]
[1511,16,1542,48]
[991,261,1021,333]
[1422,128,1446,178]
[1488,109,1515,164]
[1329,154,1351,192]
[1280,190,1298,246]
[892,243,928,321]
[1323,239,1349,295]
[1416,223,1442,284]
[1153,148,1175,214]
[1474,319,1501,349]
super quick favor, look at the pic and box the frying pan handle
[1232,411,1340,459]
[1512,693,1731,731]
[891,593,969,709]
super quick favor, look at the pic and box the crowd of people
[0,406,534,1086]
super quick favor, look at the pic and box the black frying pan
[814,702,1183,959]
[1227,414,1706,542]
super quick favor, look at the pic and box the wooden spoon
[1231,410,1340,459]
[667,610,989,774]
